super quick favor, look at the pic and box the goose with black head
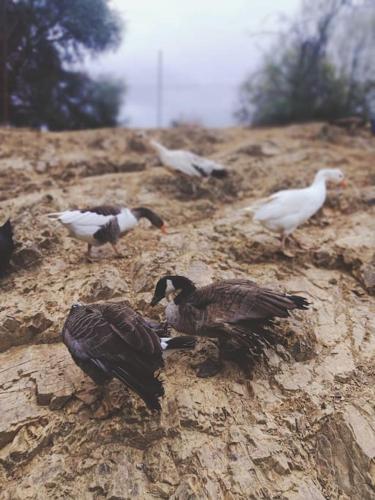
[151,275,310,377]
[48,205,167,260]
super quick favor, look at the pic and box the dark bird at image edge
[0,219,15,276]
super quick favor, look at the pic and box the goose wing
[253,188,311,221]
[48,208,118,226]
[95,301,163,357]
[81,206,122,216]
[62,302,164,410]
[48,208,122,240]
[164,149,225,177]
[187,152,225,177]
[163,149,202,176]
[176,150,224,177]
[189,280,307,325]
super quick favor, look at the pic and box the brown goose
[62,301,196,411]
[48,206,166,259]
[151,276,309,377]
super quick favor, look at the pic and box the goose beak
[160,224,168,235]
[340,179,348,188]
[150,296,158,307]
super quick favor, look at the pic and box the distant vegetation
[170,115,204,129]
[236,0,375,126]
[1,0,125,130]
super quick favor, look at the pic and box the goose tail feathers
[288,295,310,310]
[111,365,164,411]
[47,212,63,219]
[211,168,228,178]
[242,197,270,214]
[161,336,197,350]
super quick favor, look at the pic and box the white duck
[246,168,346,248]
[149,139,228,178]
[47,205,166,259]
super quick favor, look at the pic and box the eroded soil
[0,124,374,499]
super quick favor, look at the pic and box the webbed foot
[196,358,222,378]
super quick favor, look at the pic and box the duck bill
[340,179,348,188]
[160,224,168,235]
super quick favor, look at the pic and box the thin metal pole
[156,49,163,128]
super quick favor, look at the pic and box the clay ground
[0,124,374,499]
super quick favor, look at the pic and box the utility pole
[156,49,163,128]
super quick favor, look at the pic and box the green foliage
[16,72,125,130]
[3,0,125,129]
[236,0,374,126]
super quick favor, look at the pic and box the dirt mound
[0,123,374,499]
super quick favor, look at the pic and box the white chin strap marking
[165,279,175,295]
[165,279,180,302]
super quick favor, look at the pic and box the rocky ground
[0,123,374,499]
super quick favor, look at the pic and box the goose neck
[312,172,327,188]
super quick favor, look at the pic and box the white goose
[149,139,228,178]
[246,168,346,248]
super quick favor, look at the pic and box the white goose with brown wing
[47,206,167,259]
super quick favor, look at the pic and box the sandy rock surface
[0,124,374,499]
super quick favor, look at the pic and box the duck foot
[220,344,255,378]
[277,235,296,257]
[281,248,296,258]
[196,358,222,378]
[93,392,113,419]
[289,235,307,250]
[86,244,97,262]
[111,243,125,259]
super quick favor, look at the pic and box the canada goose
[62,301,196,411]
[245,169,346,249]
[151,276,309,377]
[48,206,166,259]
[149,139,228,178]
[0,219,14,276]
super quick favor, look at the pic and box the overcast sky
[88,0,301,127]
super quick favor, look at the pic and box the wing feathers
[62,303,166,410]
[109,364,164,411]
[182,280,309,340]
[155,140,227,177]
[49,210,113,226]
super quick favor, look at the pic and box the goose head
[135,130,147,139]
[151,275,196,306]
[69,302,99,317]
[131,207,167,234]
[70,302,83,312]
[315,168,347,187]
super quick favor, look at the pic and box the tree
[1,0,125,129]
[235,0,375,126]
